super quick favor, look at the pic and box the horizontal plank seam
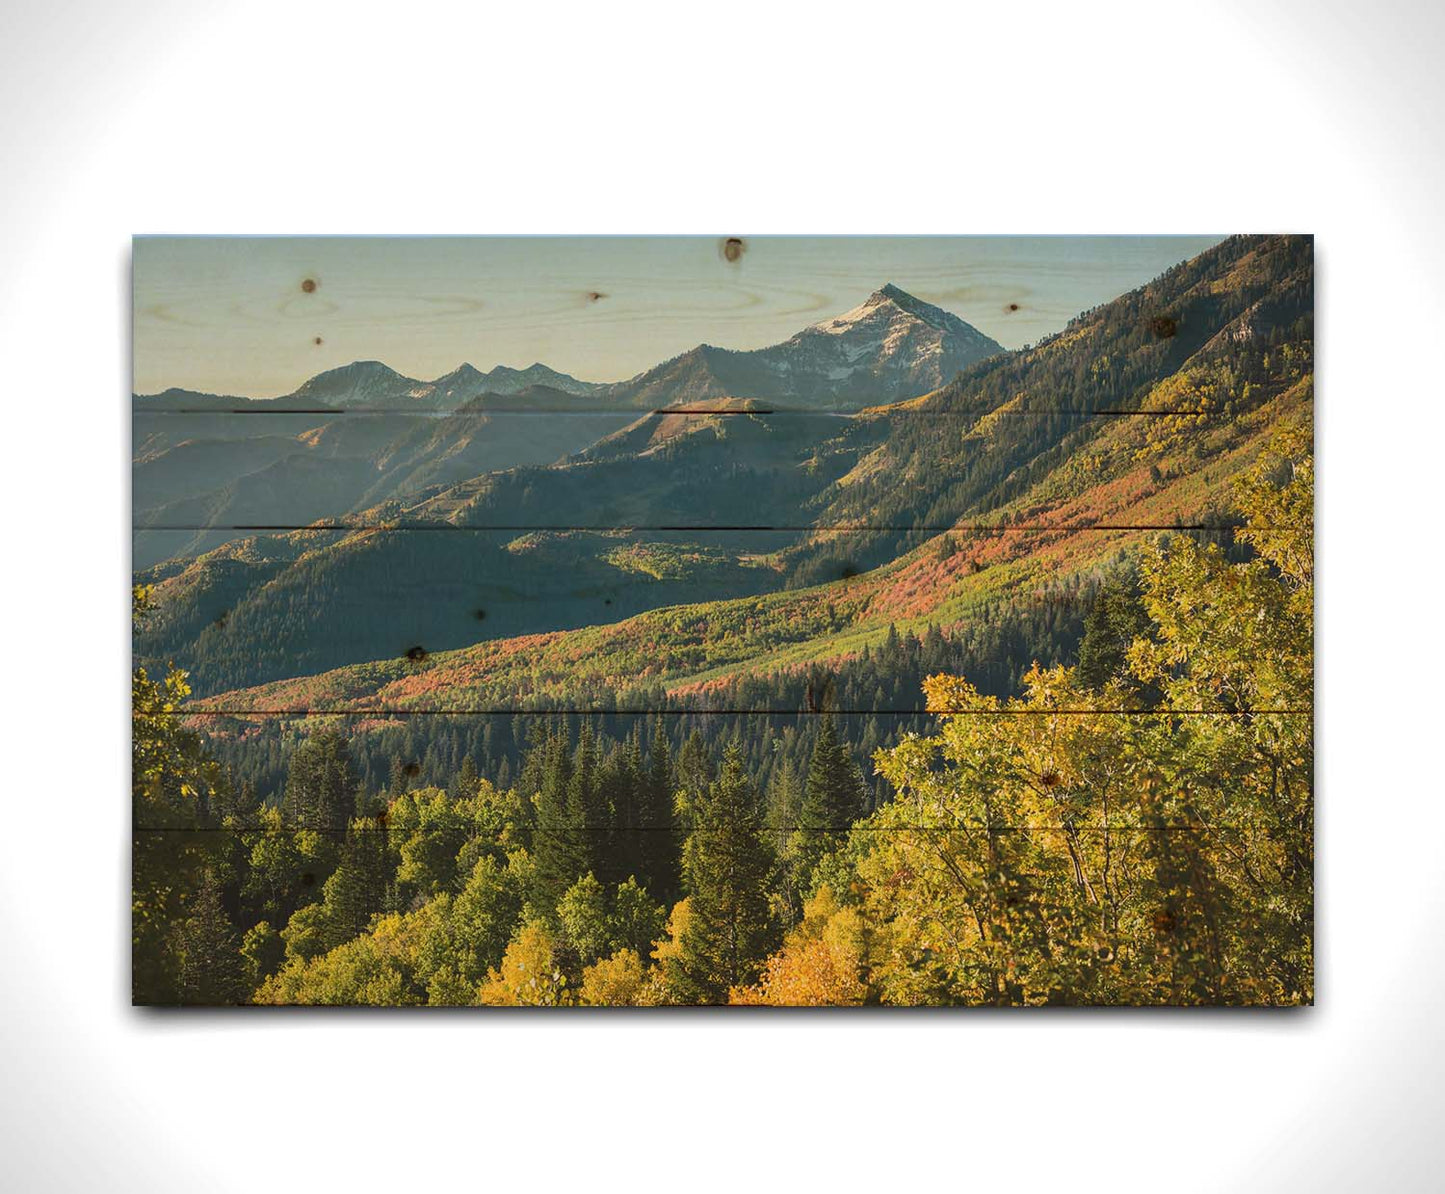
[179,707,1311,717]
[132,825,1267,834]
[135,408,1219,418]
[137,523,1262,533]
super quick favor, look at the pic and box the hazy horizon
[133,235,1225,397]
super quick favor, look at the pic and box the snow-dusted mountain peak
[601,285,1003,409]
[810,283,965,338]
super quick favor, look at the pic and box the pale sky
[133,236,1226,396]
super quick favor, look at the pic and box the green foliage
[132,586,232,1003]
[833,428,1313,1005]
[556,873,667,970]
[668,746,778,1003]
[283,730,358,831]
[260,849,532,1005]
[281,902,331,964]
[173,869,247,1005]
[609,877,667,960]
[241,920,283,988]
[1076,570,1152,694]
[788,715,867,901]
[556,873,612,967]
[238,806,335,926]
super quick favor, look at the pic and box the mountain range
[132,236,1314,709]
[132,286,1004,566]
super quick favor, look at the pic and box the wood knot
[1151,315,1177,339]
[301,278,318,294]
[405,645,428,662]
[721,237,745,263]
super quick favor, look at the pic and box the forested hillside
[135,421,1311,1004]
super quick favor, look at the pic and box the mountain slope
[193,369,1311,716]
[132,396,634,568]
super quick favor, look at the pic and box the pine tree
[387,754,408,796]
[1077,571,1152,693]
[675,729,712,828]
[672,745,777,1002]
[765,759,806,924]
[285,730,359,830]
[597,731,642,887]
[788,716,866,899]
[320,818,389,950]
[174,869,247,1005]
[638,727,680,905]
[567,724,605,878]
[456,754,479,796]
[531,730,587,914]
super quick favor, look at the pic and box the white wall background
[1,0,1441,1189]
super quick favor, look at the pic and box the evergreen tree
[638,728,680,906]
[788,716,866,899]
[765,759,806,923]
[455,754,479,796]
[173,869,247,1005]
[387,754,409,796]
[531,730,587,914]
[320,818,389,949]
[285,730,359,831]
[674,729,712,828]
[672,745,777,1002]
[596,734,640,886]
[1077,571,1152,693]
[567,724,605,878]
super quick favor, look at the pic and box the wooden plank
[136,524,1204,704]
[133,235,1231,400]
[134,710,1311,830]
[132,408,1243,542]
[132,800,1311,1006]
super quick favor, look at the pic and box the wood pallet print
[131,235,1314,1007]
